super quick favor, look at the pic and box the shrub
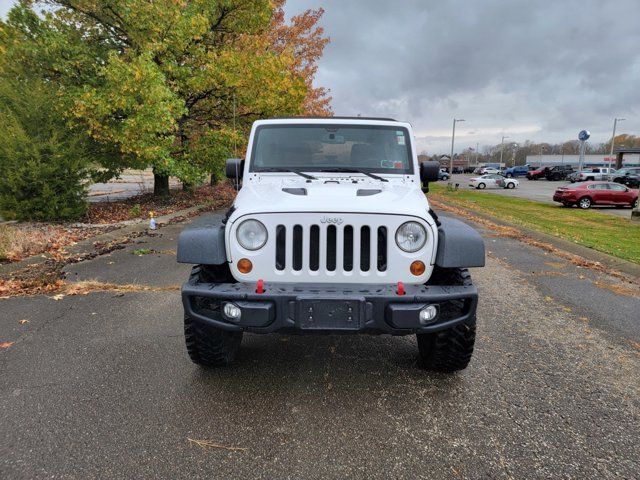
[0,81,91,221]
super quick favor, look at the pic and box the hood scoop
[356,189,382,196]
[282,187,307,196]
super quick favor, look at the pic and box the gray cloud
[285,0,640,154]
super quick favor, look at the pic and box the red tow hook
[396,281,405,296]
[256,279,265,294]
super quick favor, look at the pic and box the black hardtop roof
[269,116,398,122]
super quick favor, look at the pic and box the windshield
[249,124,414,174]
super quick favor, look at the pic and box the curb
[0,203,210,277]
[436,202,640,280]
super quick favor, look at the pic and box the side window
[594,184,609,190]
[609,183,626,191]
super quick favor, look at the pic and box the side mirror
[420,161,440,193]
[225,158,244,180]
[420,161,440,183]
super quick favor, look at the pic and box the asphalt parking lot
[2,211,639,479]
[451,174,637,218]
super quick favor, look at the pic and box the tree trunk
[182,182,194,193]
[210,171,219,186]
[153,173,170,197]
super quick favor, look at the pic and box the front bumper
[182,279,478,335]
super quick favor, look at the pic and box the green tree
[5,0,328,196]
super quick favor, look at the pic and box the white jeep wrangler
[178,117,485,372]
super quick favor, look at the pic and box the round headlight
[236,219,268,250]
[395,221,427,252]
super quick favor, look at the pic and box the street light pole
[499,135,509,167]
[450,118,465,175]
[475,142,479,167]
[609,117,625,169]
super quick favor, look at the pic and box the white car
[469,174,518,189]
[480,167,500,175]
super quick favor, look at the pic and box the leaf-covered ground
[0,183,236,264]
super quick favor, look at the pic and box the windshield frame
[248,123,415,175]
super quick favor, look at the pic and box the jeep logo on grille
[320,216,343,225]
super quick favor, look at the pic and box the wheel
[506,173,513,178]
[184,266,243,367]
[552,174,561,181]
[418,268,476,372]
[632,199,638,208]
[586,177,594,181]
[506,182,516,189]
[578,197,592,209]
[477,182,486,189]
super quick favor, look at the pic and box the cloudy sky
[3,0,639,154]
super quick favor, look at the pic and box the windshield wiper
[258,168,317,180]
[318,168,389,182]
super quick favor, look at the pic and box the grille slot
[275,225,286,270]
[326,225,337,271]
[310,225,320,271]
[293,225,303,271]
[360,226,371,271]
[377,227,387,271]
[343,225,354,271]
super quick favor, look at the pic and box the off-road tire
[184,266,243,367]
[418,268,476,372]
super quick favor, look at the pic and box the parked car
[545,165,574,181]
[575,167,615,182]
[610,167,640,185]
[479,167,500,175]
[553,182,639,209]
[502,165,532,178]
[567,170,591,183]
[619,173,640,188]
[438,170,450,181]
[469,174,518,190]
[526,166,550,180]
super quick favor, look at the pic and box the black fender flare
[435,217,485,268]
[177,224,227,265]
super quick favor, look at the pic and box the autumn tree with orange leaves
[1,0,331,199]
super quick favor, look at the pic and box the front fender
[177,224,227,265]
[435,217,485,268]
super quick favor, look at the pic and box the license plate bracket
[296,297,362,330]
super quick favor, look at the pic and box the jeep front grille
[275,224,388,273]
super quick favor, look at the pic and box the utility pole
[450,118,465,175]
[608,117,625,169]
[475,142,479,167]
[499,135,509,168]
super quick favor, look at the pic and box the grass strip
[429,183,640,264]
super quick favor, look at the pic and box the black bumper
[182,279,478,335]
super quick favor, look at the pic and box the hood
[231,177,429,217]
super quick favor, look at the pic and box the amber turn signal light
[410,260,426,276]
[237,258,253,274]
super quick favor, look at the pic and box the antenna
[233,93,237,158]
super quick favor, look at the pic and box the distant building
[525,154,640,168]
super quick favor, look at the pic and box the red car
[553,181,639,209]
[526,166,549,180]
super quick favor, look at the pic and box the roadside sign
[578,130,590,141]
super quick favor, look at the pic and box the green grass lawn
[429,183,640,264]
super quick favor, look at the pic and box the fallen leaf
[18,319,29,325]
[187,438,247,452]
[51,294,65,301]
[0,341,14,349]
